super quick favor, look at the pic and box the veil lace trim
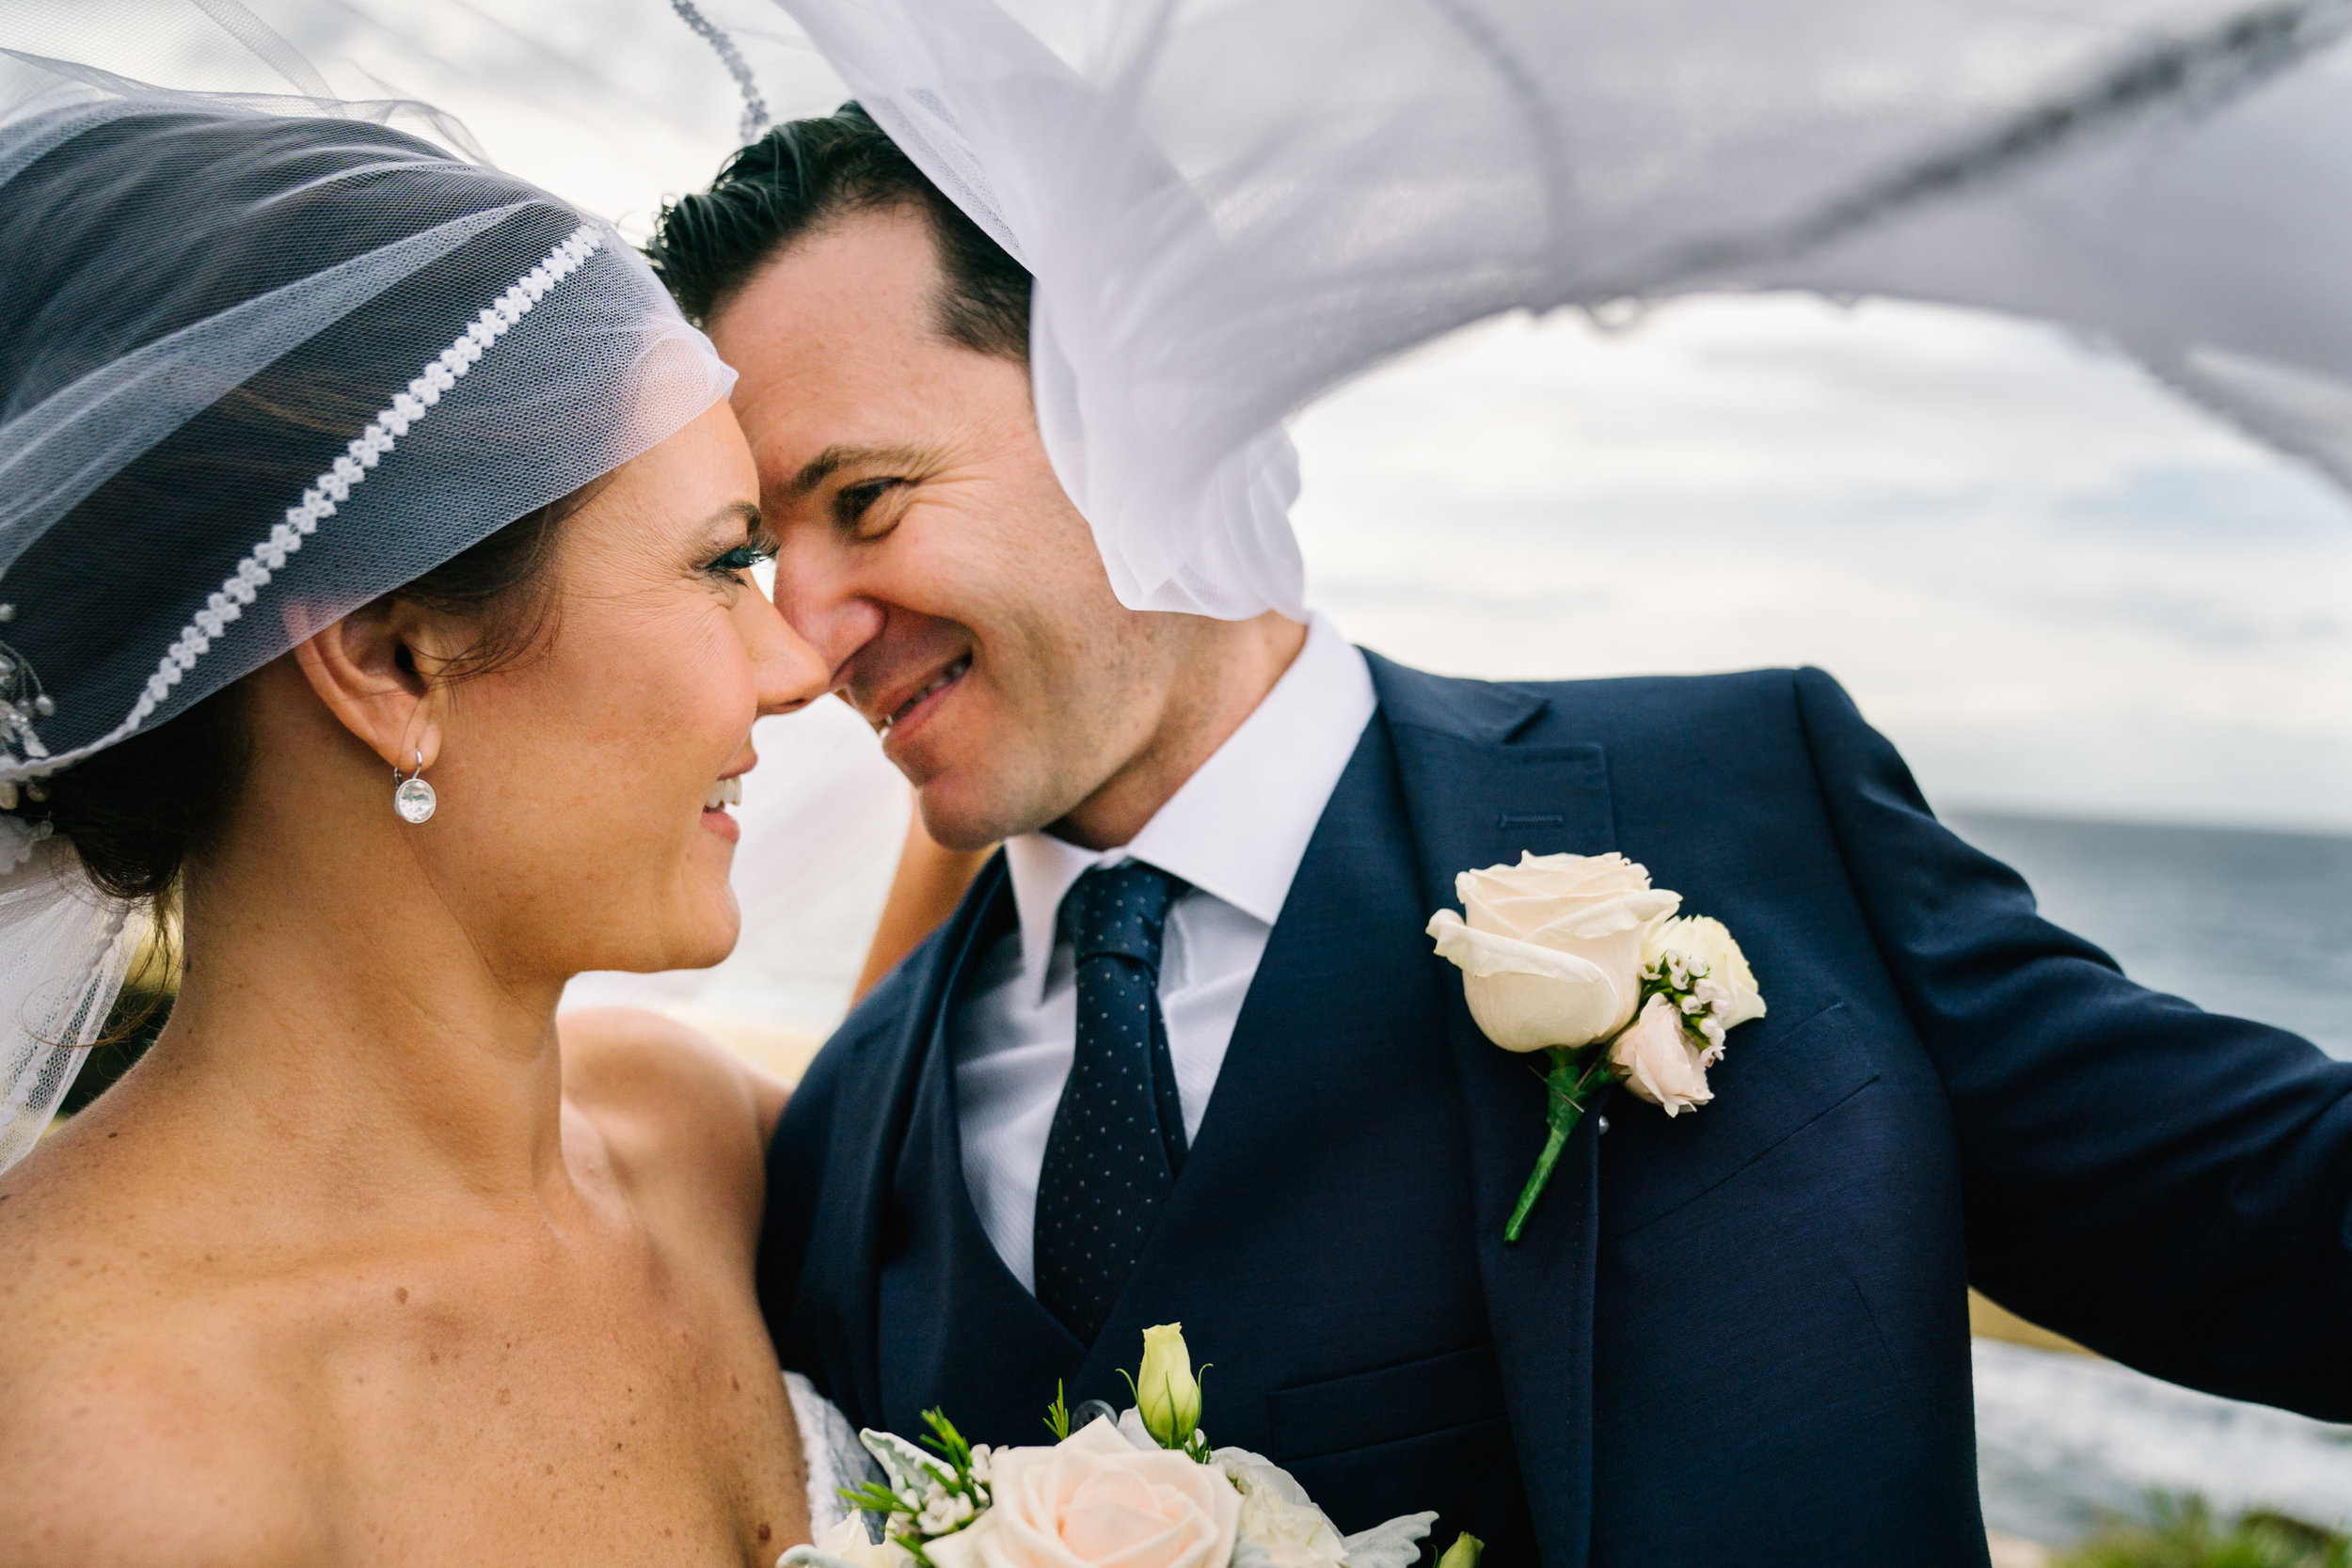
[4,224,604,783]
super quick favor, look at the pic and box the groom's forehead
[710,207,950,368]
[709,214,1040,509]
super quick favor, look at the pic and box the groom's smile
[706,205,1223,852]
[854,636,974,750]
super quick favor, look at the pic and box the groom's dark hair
[646,103,1031,360]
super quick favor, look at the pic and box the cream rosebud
[1427,852,1680,1052]
[1438,1534,1486,1568]
[1642,914,1765,1032]
[1135,1323,1202,1449]
[1608,993,1715,1116]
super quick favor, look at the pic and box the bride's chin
[638,904,741,975]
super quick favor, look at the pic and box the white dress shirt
[950,614,1378,1291]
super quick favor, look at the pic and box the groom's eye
[835,477,907,535]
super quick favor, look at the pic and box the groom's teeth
[888,655,973,728]
[703,776,743,812]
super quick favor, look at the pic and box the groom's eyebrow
[787,443,930,496]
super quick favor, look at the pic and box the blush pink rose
[924,1419,1240,1568]
[1608,992,1715,1115]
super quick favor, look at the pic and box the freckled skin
[0,408,822,1566]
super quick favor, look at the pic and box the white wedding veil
[0,52,735,1170]
[771,0,2352,622]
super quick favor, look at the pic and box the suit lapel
[792,852,1015,1428]
[1369,651,1614,1568]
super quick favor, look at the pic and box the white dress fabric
[785,1370,883,1534]
[772,0,2352,622]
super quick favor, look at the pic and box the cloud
[15,2,2348,831]
[1292,295,2352,831]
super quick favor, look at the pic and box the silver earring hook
[391,746,437,824]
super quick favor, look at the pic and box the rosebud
[1135,1323,1203,1449]
[1438,1533,1485,1568]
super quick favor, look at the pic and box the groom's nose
[771,533,886,689]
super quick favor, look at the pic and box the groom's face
[712,209,1189,851]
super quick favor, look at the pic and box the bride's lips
[870,652,973,749]
[700,770,746,844]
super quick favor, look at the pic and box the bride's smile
[0,93,831,1568]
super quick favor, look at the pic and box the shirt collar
[1002,612,1377,1003]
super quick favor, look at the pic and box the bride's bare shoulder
[558,1006,787,1224]
[0,1134,319,1565]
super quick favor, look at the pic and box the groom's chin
[910,762,1047,854]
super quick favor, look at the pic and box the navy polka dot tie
[1034,861,1190,1344]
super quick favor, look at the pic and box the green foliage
[2060,1495,2349,1568]
[1044,1380,1071,1441]
[835,1408,994,1567]
[918,1407,975,1472]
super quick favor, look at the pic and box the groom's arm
[1789,666,2352,1417]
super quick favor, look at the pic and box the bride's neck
[146,779,579,1208]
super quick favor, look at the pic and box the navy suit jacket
[760,657,2352,1566]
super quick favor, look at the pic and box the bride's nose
[738,585,832,717]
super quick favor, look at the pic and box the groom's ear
[289,597,456,774]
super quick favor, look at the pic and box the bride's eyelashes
[703,530,779,581]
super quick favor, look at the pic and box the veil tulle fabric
[0,54,735,1170]
[771,0,2352,621]
[12,0,2352,1156]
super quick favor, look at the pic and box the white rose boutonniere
[1427,852,1766,1242]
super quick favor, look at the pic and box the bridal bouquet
[1427,852,1767,1242]
[782,1325,1481,1568]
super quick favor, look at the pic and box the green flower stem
[1504,1048,1611,1244]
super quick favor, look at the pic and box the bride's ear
[289,598,456,774]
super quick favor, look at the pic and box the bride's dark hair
[39,483,582,905]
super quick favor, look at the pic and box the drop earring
[392,750,437,824]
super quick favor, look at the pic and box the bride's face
[419,404,823,976]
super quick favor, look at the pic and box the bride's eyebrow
[705,499,765,536]
[787,443,929,497]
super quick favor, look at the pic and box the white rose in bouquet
[803,1517,918,1568]
[1214,1449,1348,1567]
[1425,852,1680,1051]
[923,1418,1238,1568]
[1212,1448,1438,1568]
[818,1328,1454,1568]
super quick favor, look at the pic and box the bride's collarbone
[0,1133,806,1566]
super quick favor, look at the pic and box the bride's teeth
[704,776,743,812]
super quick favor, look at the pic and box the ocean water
[1949,811,2352,1061]
[1947,811,2352,1542]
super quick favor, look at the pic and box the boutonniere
[1426,851,1765,1243]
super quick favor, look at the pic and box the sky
[10,0,2352,834]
